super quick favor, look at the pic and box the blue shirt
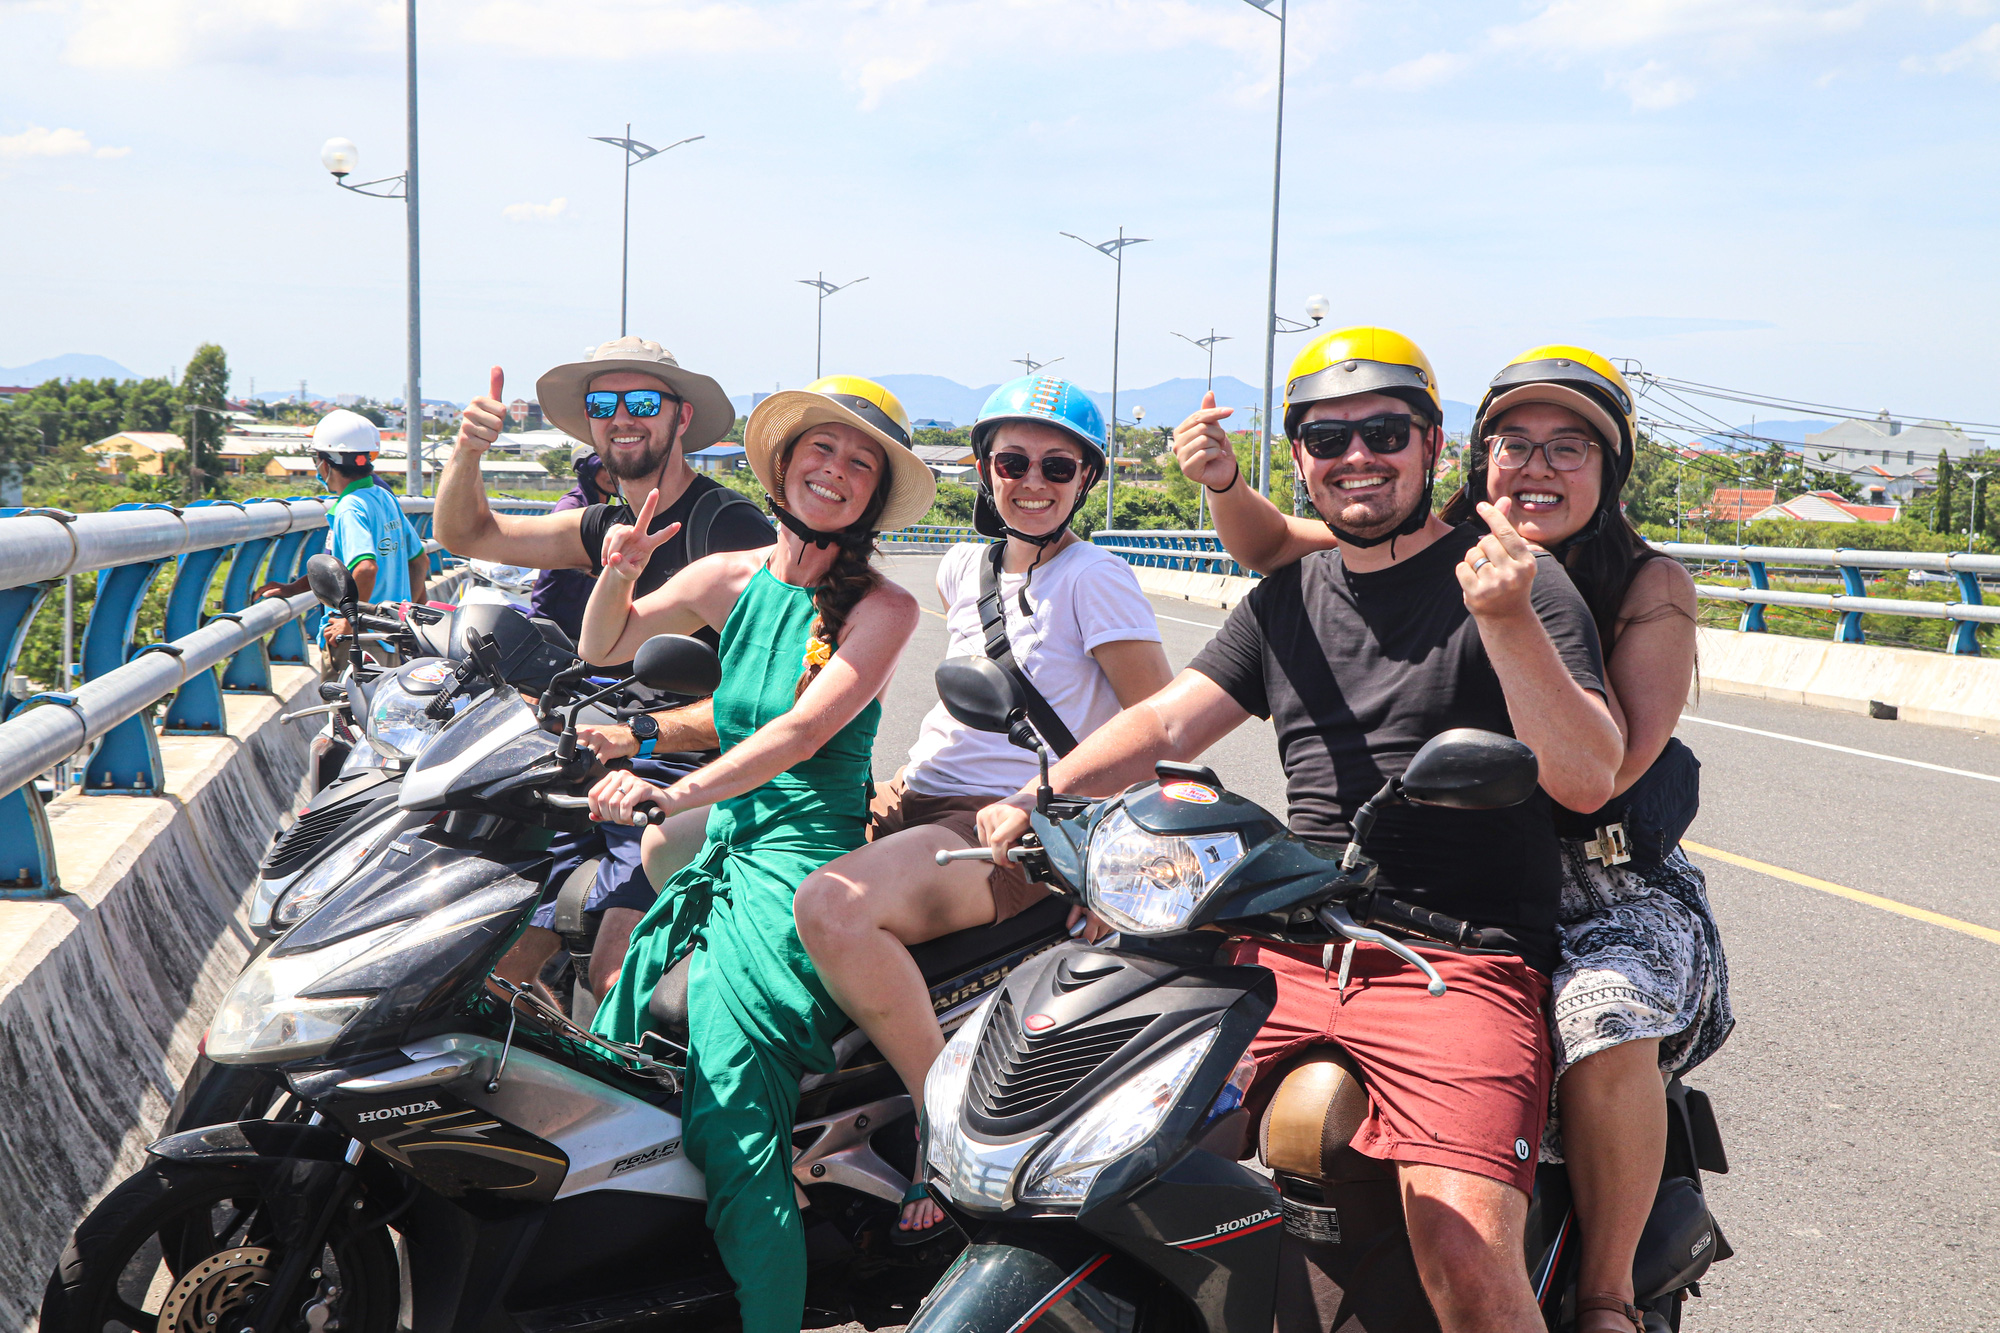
[328,477,425,604]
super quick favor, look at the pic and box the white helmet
[310,409,380,465]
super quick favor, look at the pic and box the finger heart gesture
[1171,390,1239,491]
[600,488,682,582]
[1457,497,1540,620]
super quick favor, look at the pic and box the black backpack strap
[978,542,1080,757]
[684,485,763,564]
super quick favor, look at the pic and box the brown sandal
[1576,1293,1645,1332]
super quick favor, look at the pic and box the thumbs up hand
[456,366,507,456]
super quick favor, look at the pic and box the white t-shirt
[902,539,1163,799]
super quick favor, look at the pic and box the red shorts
[1229,938,1552,1196]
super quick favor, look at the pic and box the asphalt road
[871,551,2000,1333]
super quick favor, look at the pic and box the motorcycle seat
[1259,1046,1387,1183]
[645,895,1072,1048]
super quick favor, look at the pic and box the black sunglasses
[990,451,1081,484]
[584,389,679,420]
[1295,413,1418,459]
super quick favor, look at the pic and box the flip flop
[893,1179,950,1247]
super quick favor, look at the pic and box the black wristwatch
[629,713,660,758]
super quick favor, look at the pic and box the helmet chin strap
[770,499,870,552]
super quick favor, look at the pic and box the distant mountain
[728,373,1473,435]
[0,353,140,384]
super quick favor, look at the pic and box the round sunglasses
[1294,413,1416,459]
[990,451,1081,484]
[584,389,681,420]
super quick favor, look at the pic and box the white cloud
[1606,60,1699,108]
[1355,50,1471,91]
[1904,20,2000,73]
[0,125,130,159]
[1489,0,1873,60]
[502,197,567,222]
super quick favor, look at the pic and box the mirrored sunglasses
[1295,413,1415,459]
[584,389,675,420]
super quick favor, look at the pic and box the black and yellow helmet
[1470,346,1637,486]
[1283,326,1442,439]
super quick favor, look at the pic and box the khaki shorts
[868,771,1049,924]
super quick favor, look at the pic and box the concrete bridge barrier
[0,667,313,1325]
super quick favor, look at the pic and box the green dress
[592,566,879,1333]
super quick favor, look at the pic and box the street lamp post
[1275,295,1330,512]
[590,124,702,337]
[797,273,868,380]
[1241,0,1290,498]
[1062,227,1150,532]
[320,0,422,498]
[1012,354,1063,376]
[1172,329,1231,393]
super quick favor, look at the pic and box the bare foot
[899,1196,945,1234]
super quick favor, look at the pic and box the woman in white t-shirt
[794,375,1172,1237]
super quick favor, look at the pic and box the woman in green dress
[575,376,936,1333]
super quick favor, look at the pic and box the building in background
[88,431,184,476]
[1803,413,1982,480]
[506,398,546,431]
[686,442,746,474]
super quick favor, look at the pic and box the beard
[598,430,676,481]
[1311,471,1415,537]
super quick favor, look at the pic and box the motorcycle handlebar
[933,846,1037,867]
[543,793,666,826]
[1360,894,1519,954]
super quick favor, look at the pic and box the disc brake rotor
[155,1245,272,1332]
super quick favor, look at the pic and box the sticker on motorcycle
[405,661,453,688]
[1167,1208,1282,1249]
[611,1139,683,1176]
[1161,782,1218,804]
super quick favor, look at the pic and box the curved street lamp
[1013,354,1064,376]
[591,125,703,336]
[1063,227,1150,531]
[1172,328,1232,392]
[798,273,868,380]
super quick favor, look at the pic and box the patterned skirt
[1541,841,1735,1162]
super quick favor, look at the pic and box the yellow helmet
[801,374,915,448]
[743,373,936,533]
[1283,326,1441,438]
[1471,345,1637,485]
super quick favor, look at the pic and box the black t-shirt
[1187,523,1605,971]
[576,473,776,598]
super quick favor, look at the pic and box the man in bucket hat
[438,337,775,1002]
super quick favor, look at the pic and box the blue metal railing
[1088,530,1998,655]
[0,495,551,897]
[879,524,981,549]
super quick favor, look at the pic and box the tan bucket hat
[536,337,735,454]
[742,375,937,533]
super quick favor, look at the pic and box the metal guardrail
[0,494,551,897]
[1092,531,1996,656]
[879,524,982,549]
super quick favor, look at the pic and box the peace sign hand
[599,487,682,583]
[1172,391,1241,492]
[1457,497,1540,622]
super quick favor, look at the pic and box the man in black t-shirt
[440,337,773,1000]
[980,328,1622,1333]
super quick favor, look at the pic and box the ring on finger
[1471,556,1491,572]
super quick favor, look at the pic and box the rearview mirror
[633,635,722,699]
[1400,729,1539,810]
[306,552,358,610]
[935,657,1025,736]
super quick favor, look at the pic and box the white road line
[1154,612,1223,629]
[1677,713,2000,784]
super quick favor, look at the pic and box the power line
[1631,371,2000,436]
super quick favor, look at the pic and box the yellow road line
[1683,840,2000,946]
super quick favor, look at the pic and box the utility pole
[1061,227,1149,531]
[797,273,868,380]
[591,124,702,337]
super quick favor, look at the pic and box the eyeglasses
[1488,436,1598,472]
[1294,414,1416,459]
[584,389,678,420]
[989,451,1081,484]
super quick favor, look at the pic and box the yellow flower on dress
[804,637,833,670]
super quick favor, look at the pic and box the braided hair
[771,436,890,698]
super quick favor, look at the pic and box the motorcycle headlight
[367,677,448,760]
[205,923,400,1064]
[1017,1024,1219,1208]
[273,818,400,928]
[480,563,537,594]
[1086,807,1245,935]
[922,993,999,1183]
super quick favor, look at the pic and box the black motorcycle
[41,566,1070,1333]
[906,657,1731,1333]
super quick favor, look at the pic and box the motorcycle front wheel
[39,1159,399,1333]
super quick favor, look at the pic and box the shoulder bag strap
[978,542,1080,757]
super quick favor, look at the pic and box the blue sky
[3,0,1997,436]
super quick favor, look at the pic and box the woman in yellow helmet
[1443,348,1730,1333]
[575,376,937,1333]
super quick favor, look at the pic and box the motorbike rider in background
[578,377,935,1333]
[254,408,429,650]
[982,327,1623,1333]
[440,338,775,998]
[1185,345,1732,1333]
[793,375,1172,1239]
[528,441,619,640]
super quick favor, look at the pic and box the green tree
[0,400,39,499]
[180,343,231,497]
[1934,450,1952,534]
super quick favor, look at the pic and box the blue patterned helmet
[971,375,1107,469]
